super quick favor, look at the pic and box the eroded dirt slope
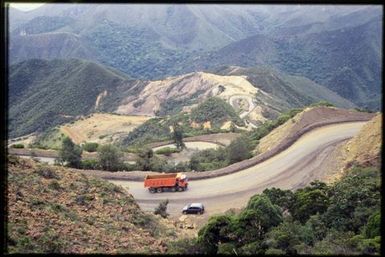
[257,106,375,154]
[342,113,382,168]
[115,71,273,125]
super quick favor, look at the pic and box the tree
[97,144,123,171]
[364,210,380,238]
[262,187,295,211]
[136,147,154,171]
[235,195,283,242]
[198,214,235,254]
[227,136,252,164]
[290,181,330,223]
[57,137,82,168]
[154,199,169,218]
[264,220,314,254]
[172,123,185,150]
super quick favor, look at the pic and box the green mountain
[213,66,356,111]
[9,5,381,109]
[191,16,382,110]
[8,58,138,138]
[9,59,356,139]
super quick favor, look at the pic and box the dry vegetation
[60,113,150,144]
[7,156,182,254]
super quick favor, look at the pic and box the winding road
[110,122,366,216]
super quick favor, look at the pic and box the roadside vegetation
[173,165,381,255]
[122,97,243,147]
[54,102,342,173]
[187,106,305,171]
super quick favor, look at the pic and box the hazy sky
[9,3,45,11]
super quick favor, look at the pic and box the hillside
[256,106,376,155]
[10,59,357,140]
[190,15,382,110]
[8,4,382,110]
[213,66,356,111]
[59,113,151,145]
[8,59,140,138]
[114,70,355,126]
[342,113,382,168]
[7,156,179,253]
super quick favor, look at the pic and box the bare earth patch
[59,113,151,144]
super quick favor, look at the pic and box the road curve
[111,122,365,215]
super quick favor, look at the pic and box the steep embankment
[256,107,374,154]
[342,113,382,168]
[7,157,179,254]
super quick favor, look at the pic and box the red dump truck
[144,173,188,193]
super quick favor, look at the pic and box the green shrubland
[190,166,381,255]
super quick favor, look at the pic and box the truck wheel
[157,188,162,193]
[171,187,176,192]
[177,187,184,192]
[149,188,156,193]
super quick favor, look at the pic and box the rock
[178,215,188,222]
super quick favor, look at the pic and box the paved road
[110,122,365,216]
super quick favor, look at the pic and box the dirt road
[110,122,366,216]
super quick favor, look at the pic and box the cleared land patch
[60,113,151,144]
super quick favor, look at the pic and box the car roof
[190,203,203,208]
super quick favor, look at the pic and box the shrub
[97,144,124,171]
[154,199,169,218]
[191,97,243,127]
[310,100,335,107]
[80,159,100,170]
[82,142,99,152]
[48,180,62,191]
[227,135,253,164]
[154,147,180,156]
[11,143,25,149]
[35,165,60,179]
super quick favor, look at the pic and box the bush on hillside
[154,199,169,218]
[97,144,124,171]
[82,142,99,152]
[11,144,25,149]
[154,147,181,156]
[227,135,253,164]
[191,97,243,127]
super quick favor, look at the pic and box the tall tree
[172,123,185,150]
[58,137,82,168]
